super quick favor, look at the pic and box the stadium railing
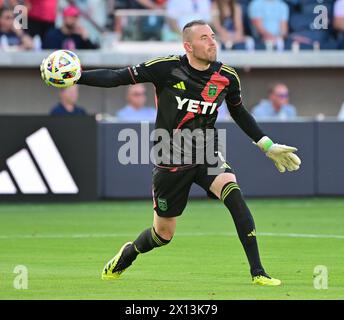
[1,50,344,68]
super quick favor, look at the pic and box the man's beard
[65,23,76,32]
[194,50,217,64]
[208,51,217,62]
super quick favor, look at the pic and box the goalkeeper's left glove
[256,136,301,173]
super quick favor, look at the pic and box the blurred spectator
[248,0,289,49]
[0,0,20,9]
[0,7,33,50]
[117,84,156,122]
[50,85,87,116]
[43,5,97,50]
[334,0,344,49]
[26,0,58,40]
[251,83,297,120]
[338,101,344,120]
[288,0,337,49]
[116,0,166,41]
[212,0,246,49]
[164,0,212,40]
[58,0,107,45]
[135,0,166,40]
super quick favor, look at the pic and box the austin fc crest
[158,198,168,211]
[208,84,217,97]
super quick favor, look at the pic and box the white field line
[0,232,343,240]
[0,200,344,213]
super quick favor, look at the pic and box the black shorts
[152,161,235,217]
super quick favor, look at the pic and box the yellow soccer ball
[40,50,81,88]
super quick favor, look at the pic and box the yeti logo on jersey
[175,96,217,114]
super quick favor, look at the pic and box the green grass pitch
[0,198,343,300]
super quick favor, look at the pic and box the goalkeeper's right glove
[256,136,301,173]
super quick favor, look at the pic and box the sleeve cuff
[257,136,274,152]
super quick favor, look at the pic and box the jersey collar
[182,54,217,76]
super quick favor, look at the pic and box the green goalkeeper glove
[256,136,301,173]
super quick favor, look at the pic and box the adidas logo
[173,81,186,90]
[248,230,256,237]
[0,127,78,195]
[220,162,231,170]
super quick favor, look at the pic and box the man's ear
[183,41,192,53]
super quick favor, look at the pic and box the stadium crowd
[0,0,343,51]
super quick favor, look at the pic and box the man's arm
[334,16,344,30]
[224,70,264,142]
[224,69,301,172]
[228,101,265,143]
[280,20,288,39]
[228,102,301,172]
[77,68,135,88]
[165,0,182,35]
[248,1,275,41]
[250,18,276,41]
[166,17,182,35]
[77,56,179,88]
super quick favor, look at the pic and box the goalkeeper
[42,20,301,286]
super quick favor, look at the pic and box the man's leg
[209,173,263,274]
[132,211,176,255]
[209,172,281,285]
[101,166,195,280]
[102,211,176,280]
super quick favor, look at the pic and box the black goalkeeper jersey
[126,55,242,134]
[79,54,264,166]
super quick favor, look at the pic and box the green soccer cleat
[252,274,282,286]
[101,242,133,280]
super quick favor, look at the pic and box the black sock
[221,182,264,276]
[121,227,171,267]
[134,227,171,253]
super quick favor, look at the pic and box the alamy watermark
[1,5,28,30]
[4,2,329,31]
[0,265,29,290]
[13,264,28,289]
[313,0,329,30]
[117,123,228,175]
[313,265,328,289]
[13,5,28,30]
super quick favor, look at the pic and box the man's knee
[153,212,176,241]
[153,225,174,241]
[210,173,237,199]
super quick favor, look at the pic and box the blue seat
[320,37,339,49]
[299,0,328,5]
[291,29,329,42]
[289,13,315,32]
